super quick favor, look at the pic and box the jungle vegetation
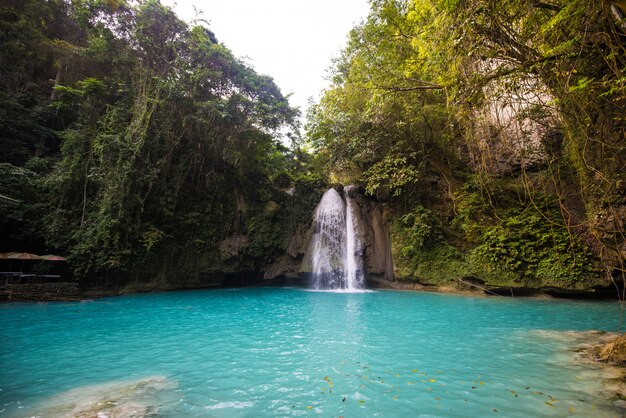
[1,0,624,291]
[307,0,626,289]
[0,0,320,287]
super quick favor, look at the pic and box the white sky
[161,0,370,118]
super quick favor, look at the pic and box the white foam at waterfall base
[306,288,375,293]
[309,187,365,290]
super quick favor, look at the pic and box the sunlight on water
[0,288,623,417]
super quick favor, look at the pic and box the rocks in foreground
[30,375,177,417]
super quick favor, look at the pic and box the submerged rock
[525,330,626,416]
[597,334,626,366]
[30,375,177,417]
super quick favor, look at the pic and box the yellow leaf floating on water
[479,381,484,385]
[412,369,418,373]
[545,402,555,407]
[393,396,398,401]
[429,379,437,383]
[307,406,313,410]
[569,406,575,413]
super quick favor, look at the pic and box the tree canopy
[308,0,626,287]
[0,0,316,285]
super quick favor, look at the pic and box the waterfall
[309,187,364,290]
[344,187,364,289]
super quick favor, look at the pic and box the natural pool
[0,288,623,417]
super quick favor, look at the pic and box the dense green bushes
[472,210,600,286]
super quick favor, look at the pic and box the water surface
[0,288,622,417]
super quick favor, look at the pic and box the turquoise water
[0,288,623,417]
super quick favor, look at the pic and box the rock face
[466,59,556,175]
[348,189,394,281]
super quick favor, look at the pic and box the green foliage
[452,186,492,243]
[392,216,471,283]
[0,0,305,284]
[397,206,443,257]
[365,154,422,197]
[309,0,625,288]
[306,0,457,197]
[392,203,474,285]
[271,172,292,188]
[3,0,624,289]
[471,209,601,285]
[0,163,47,252]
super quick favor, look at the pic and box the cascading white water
[309,187,364,290]
[344,187,364,289]
[310,188,346,289]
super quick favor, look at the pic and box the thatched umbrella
[0,252,20,259]
[6,253,43,260]
[40,254,67,261]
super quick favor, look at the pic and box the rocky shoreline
[2,273,622,302]
[367,276,622,300]
[532,330,626,407]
